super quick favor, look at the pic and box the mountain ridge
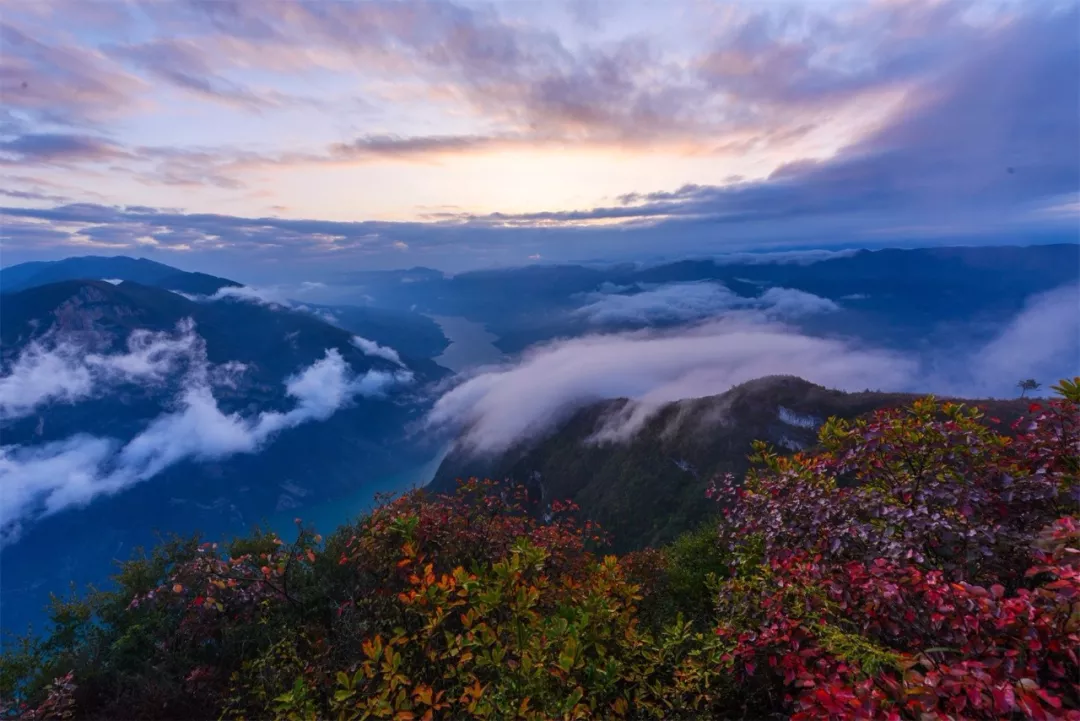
[0,255,241,295]
[430,375,1033,550]
[0,275,449,633]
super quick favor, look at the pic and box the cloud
[206,284,292,306]
[575,282,745,324]
[574,281,838,324]
[0,345,413,546]
[0,133,126,164]
[429,281,1080,456]
[0,320,202,420]
[328,134,516,160]
[351,336,404,367]
[967,283,1080,396]
[0,187,70,203]
[426,317,916,455]
[0,435,118,547]
[0,20,147,128]
[757,287,839,317]
[0,2,1075,273]
[105,38,284,111]
[184,285,394,341]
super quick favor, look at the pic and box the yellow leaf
[394,712,415,721]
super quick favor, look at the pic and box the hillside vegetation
[432,377,1034,551]
[2,381,1077,720]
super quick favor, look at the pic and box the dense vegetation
[432,376,1033,552]
[2,380,1077,720]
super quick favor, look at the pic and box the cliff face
[431,376,1032,550]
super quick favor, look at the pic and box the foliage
[709,396,1078,586]
[2,385,1077,720]
[708,390,1080,719]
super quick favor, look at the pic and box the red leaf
[1036,689,1062,709]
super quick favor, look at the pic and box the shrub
[708,384,1080,720]
[709,395,1078,586]
[3,382,1076,720]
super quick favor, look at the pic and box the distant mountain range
[327,244,1080,356]
[430,376,1034,551]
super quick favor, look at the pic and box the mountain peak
[0,256,240,295]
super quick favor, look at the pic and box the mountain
[430,376,1033,551]
[0,255,241,295]
[303,303,450,361]
[325,244,1080,356]
[0,277,449,633]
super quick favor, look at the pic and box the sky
[1,0,1078,277]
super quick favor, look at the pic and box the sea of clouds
[0,319,412,546]
[428,282,1080,455]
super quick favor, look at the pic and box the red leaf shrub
[711,394,1080,719]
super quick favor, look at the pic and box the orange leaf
[413,684,433,705]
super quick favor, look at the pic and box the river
[429,315,505,372]
[267,315,501,537]
[269,445,451,538]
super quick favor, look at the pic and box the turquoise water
[267,446,451,539]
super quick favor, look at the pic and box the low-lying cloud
[185,285,379,344]
[575,281,838,324]
[0,320,202,420]
[1,332,413,546]
[206,284,292,306]
[427,316,916,455]
[968,283,1080,396]
[352,336,404,367]
[757,287,839,318]
[428,284,1080,455]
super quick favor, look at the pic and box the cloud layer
[0,319,203,420]
[967,283,1080,396]
[427,285,1080,454]
[575,281,838,324]
[0,1,1075,272]
[0,326,413,546]
[427,316,917,454]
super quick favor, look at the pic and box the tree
[1018,378,1041,397]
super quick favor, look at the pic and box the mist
[427,285,1080,455]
